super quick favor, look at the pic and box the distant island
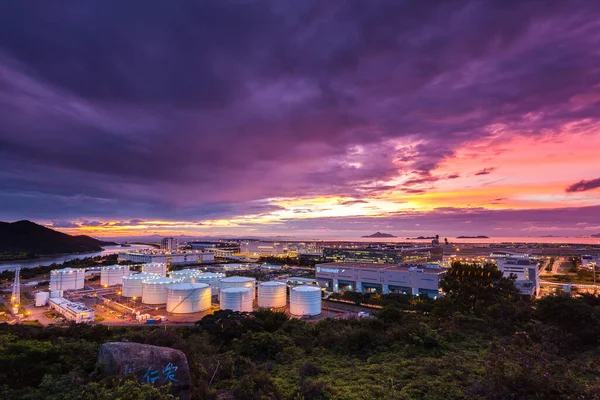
[456,235,489,239]
[362,232,397,238]
[591,233,600,238]
[0,220,117,261]
[406,236,436,240]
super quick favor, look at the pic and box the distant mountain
[591,233,600,238]
[456,235,489,239]
[0,220,117,258]
[362,232,397,238]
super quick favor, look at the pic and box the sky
[1,0,600,239]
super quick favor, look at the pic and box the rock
[97,342,190,399]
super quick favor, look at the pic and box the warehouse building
[239,241,288,256]
[323,246,443,264]
[315,262,446,298]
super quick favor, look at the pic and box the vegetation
[2,262,600,399]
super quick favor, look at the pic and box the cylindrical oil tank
[122,273,160,298]
[142,262,167,276]
[258,281,287,308]
[35,291,49,307]
[169,269,200,283]
[219,276,256,299]
[142,277,181,305]
[166,283,211,314]
[192,272,225,295]
[290,286,321,316]
[100,265,131,286]
[49,289,63,298]
[220,287,253,312]
[50,268,85,291]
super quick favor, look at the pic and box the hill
[361,231,396,238]
[0,220,116,260]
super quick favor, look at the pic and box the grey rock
[97,342,190,399]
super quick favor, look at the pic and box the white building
[315,262,446,298]
[160,237,179,251]
[48,297,95,323]
[239,241,288,256]
[497,257,540,296]
[118,250,214,265]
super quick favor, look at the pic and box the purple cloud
[0,1,599,226]
[565,177,600,193]
[474,167,496,176]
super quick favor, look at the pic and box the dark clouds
[1,1,600,224]
[474,167,496,176]
[566,177,600,193]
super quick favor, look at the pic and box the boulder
[97,342,190,399]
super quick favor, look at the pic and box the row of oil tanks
[50,265,321,316]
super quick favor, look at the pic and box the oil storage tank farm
[141,277,181,305]
[50,268,85,291]
[219,276,256,299]
[142,262,167,276]
[220,287,253,312]
[122,273,160,298]
[290,286,322,316]
[100,265,131,286]
[258,281,287,308]
[192,272,225,295]
[169,269,200,283]
[166,282,211,314]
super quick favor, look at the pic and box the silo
[169,269,200,282]
[35,291,49,307]
[192,272,225,295]
[258,281,287,308]
[166,283,211,314]
[220,287,253,312]
[290,286,321,316]
[122,273,160,298]
[100,265,131,286]
[142,277,181,305]
[142,262,167,276]
[50,268,85,291]
[219,276,256,299]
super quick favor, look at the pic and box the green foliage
[3,264,600,399]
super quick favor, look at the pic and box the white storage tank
[142,262,167,276]
[219,276,256,299]
[100,265,131,286]
[220,287,253,312]
[142,277,181,305]
[258,281,287,308]
[169,269,200,283]
[122,273,160,298]
[50,268,85,291]
[35,291,49,307]
[192,272,225,295]
[49,289,63,298]
[290,286,321,316]
[166,282,211,314]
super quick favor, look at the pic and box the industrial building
[160,237,178,251]
[323,245,443,264]
[118,250,214,264]
[48,297,95,323]
[315,262,446,298]
[239,241,288,256]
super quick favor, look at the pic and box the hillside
[0,220,116,259]
[361,231,396,238]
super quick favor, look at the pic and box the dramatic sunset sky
[1,1,600,238]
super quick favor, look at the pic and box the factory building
[323,246,443,264]
[118,250,214,264]
[239,241,288,256]
[160,237,179,251]
[315,262,446,298]
[48,297,95,323]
